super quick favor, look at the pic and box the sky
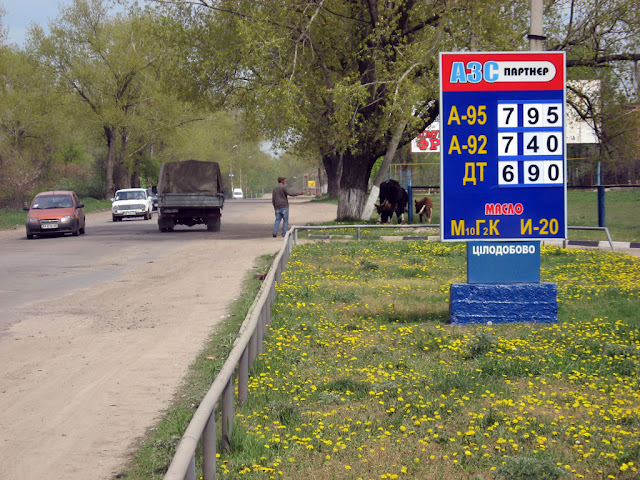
[2,0,74,45]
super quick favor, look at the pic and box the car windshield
[32,195,73,209]
[115,191,145,201]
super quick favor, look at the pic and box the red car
[24,191,86,239]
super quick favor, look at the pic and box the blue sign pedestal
[449,282,558,325]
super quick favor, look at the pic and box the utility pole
[529,0,545,51]
[230,144,237,190]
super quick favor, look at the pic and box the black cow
[375,179,408,223]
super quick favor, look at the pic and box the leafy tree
[0,38,89,207]
[156,0,529,219]
[545,0,640,184]
[31,0,200,197]
[157,0,640,218]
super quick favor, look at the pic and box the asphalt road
[0,198,286,334]
[0,196,338,480]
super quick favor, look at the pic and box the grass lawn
[566,189,640,242]
[122,241,640,480]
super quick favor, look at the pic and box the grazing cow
[415,196,433,223]
[375,179,408,223]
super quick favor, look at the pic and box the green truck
[157,160,225,232]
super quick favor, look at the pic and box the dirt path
[0,199,336,480]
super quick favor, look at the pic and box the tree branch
[567,53,640,67]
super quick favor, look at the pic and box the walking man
[272,176,302,237]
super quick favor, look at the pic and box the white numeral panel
[498,161,519,185]
[523,160,564,185]
[498,133,518,156]
[522,132,563,156]
[523,161,544,184]
[543,160,564,184]
[523,103,562,127]
[497,104,518,128]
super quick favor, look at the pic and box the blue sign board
[467,241,540,283]
[440,52,567,241]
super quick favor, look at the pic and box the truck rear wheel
[207,217,221,232]
[158,218,174,232]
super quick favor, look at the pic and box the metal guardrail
[566,225,615,251]
[292,224,615,251]
[292,223,440,243]
[162,222,615,479]
[162,231,295,480]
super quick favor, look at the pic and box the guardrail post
[186,454,196,480]
[408,187,414,222]
[604,227,615,251]
[257,311,264,355]
[249,329,257,365]
[275,262,282,283]
[264,301,271,330]
[265,294,272,331]
[203,410,217,480]
[262,307,269,337]
[221,378,234,454]
[238,347,249,405]
[598,186,606,227]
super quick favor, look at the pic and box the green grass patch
[308,194,339,204]
[567,189,640,242]
[210,241,639,480]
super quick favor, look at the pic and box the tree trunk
[336,151,373,220]
[321,152,342,198]
[361,119,407,220]
[114,129,131,190]
[104,126,116,198]
[132,155,141,188]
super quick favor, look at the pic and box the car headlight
[60,216,73,223]
[27,217,39,224]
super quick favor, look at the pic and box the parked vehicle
[24,190,86,239]
[146,187,158,211]
[232,188,244,199]
[111,188,154,221]
[157,160,225,232]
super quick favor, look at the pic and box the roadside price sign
[440,52,567,241]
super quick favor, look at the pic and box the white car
[232,188,244,199]
[111,188,154,222]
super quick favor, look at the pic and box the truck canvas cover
[158,160,223,194]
